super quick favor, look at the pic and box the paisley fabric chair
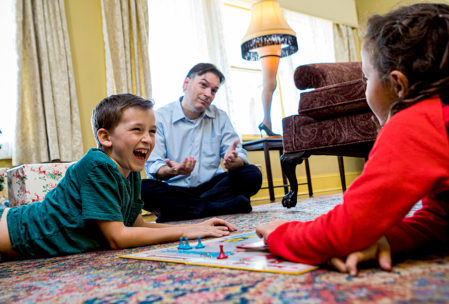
[281,62,378,208]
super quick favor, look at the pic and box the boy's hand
[256,219,287,243]
[199,217,238,232]
[328,236,392,276]
[223,140,244,170]
[165,156,196,175]
[181,218,238,239]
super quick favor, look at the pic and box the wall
[356,0,449,26]
[280,0,359,26]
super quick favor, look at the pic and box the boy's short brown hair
[91,93,154,149]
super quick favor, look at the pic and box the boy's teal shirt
[7,148,143,258]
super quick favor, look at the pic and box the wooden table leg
[338,156,346,192]
[263,141,275,201]
[305,158,313,197]
[279,150,289,194]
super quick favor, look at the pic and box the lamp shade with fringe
[241,0,298,61]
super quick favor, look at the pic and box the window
[0,0,17,159]
[148,0,335,135]
[148,0,210,108]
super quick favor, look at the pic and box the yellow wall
[65,0,107,153]
[280,0,359,26]
[355,0,449,27]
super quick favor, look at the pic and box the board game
[120,232,317,275]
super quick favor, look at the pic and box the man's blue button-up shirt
[145,99,248,187]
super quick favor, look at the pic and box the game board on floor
[120,232,317,275]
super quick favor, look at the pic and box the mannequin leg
[260,55,280,130]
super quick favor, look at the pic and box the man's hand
[256,219,288,243]
[328,236,392,276]
[166,156,196,175]
[223,140,244,170]
[156,157,196,179]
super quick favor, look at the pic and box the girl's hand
[328,236,392,276]
[256,219,287,243]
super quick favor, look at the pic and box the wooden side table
[243,138,312,202]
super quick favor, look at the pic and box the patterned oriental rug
[1,194,449,303]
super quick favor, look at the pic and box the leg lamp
[241,0,298,137]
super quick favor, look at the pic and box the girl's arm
[262,99,449,265]
[329,195,449,276]
[97,216,237,249]
[385,194,449,254]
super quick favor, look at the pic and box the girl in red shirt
[256,3,449,275]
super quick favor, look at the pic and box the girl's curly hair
[363,3,449,116]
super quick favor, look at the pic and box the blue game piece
[184,237,192,249]
[178,237,185,250]
[195,236,205,249]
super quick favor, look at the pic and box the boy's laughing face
[101,107,156,178]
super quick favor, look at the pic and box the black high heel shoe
[258,122,281,137]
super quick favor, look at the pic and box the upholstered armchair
[281,62,379,208]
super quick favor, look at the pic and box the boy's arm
[133,214,173,228]
[97,220,189,249]
[96,216,237,249]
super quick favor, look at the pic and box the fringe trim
[241,34,298,61]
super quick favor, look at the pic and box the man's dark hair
[185,63,225,84]
[91,93,154,149]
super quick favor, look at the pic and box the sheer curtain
[101,0,151,97]
[0,0,17,160]
[333,23,359,62]
[147,0,232,115]
[14,0,83,165]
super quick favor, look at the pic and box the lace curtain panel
[101,0,151,97]
[14,0,83,166]
[146,0,234,123]
[333,23,359,62]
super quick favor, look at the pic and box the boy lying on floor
[0,93,236,260]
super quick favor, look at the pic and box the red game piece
[217,244,228,259]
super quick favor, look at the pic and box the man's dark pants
[141,164,262,222]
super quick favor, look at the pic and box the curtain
[101,0,151,97]
[147,0,234,124]
[333,23,359,62]
[195,0,234,118]
[14,0,83,166]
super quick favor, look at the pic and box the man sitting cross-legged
[142,63,262,222]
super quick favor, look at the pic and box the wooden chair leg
[280,151,307,208]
